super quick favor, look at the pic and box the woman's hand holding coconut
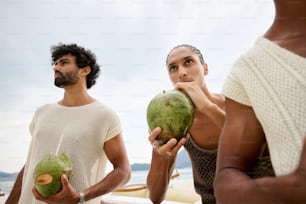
[149,127,190,157]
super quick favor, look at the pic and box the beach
[0,194,8,204]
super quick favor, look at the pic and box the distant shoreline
[0,172,18,182]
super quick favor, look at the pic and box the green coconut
[146,89,195,145]
[33,153,72,197]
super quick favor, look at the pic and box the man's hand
[148,127,189,157]
[32,174,80,204]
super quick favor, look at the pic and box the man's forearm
[214,168,304,203]
[83,165,131,201]
[201,102,225,129]
[5,166,24,204]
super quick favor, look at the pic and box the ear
[203,63,208,75]
[80,66,91,76]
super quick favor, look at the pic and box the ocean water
[0,181,15,194]
[0,168,192,195]
[127,168,193,184]
[0,180,13,195]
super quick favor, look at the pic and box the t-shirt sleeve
[222,56,252,106]
[105,110,122,142]
[29,106,43,137]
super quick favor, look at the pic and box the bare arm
[5,166,24,204]
[214,98,306,203]
[146,127,188,204]
[175,81,225,129]
[83,133,131,200]
[146,150,176,204]
[201,102,225,129]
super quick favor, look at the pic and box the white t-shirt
[19,101,122,204]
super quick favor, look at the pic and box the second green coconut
[146,90,195,145]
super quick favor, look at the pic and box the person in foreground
[6,43,131,204]
[214,0,306,203]
[146,44,225,204]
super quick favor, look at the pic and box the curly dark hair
[51,43,100,89]
[166,44,205,65]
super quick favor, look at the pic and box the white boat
[102,172,201,204]
[101,194,201,204]
[0,189,5,197]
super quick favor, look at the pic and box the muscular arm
[146,150,176,204]
[83,134,131,201]
[214,98,306,203]
[5,166,24,204]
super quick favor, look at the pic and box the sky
[0,0,274,173]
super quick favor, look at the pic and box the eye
[168,65,177,72]
[60,61,68,66]
[185,59,193,65]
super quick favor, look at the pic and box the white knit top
[222,37,306,176]
[19,101,122,204]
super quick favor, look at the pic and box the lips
[180,79,193,82]
[54,71,63,78]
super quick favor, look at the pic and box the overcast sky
[0,0,274,173]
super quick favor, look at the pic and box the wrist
[200,101,215,113]
[77,192,85,204]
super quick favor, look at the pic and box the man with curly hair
[6,43,131,204]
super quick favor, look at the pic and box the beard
[54,70,79,87]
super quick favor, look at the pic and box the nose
[178,66,187,79]
[53,64,60,72]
